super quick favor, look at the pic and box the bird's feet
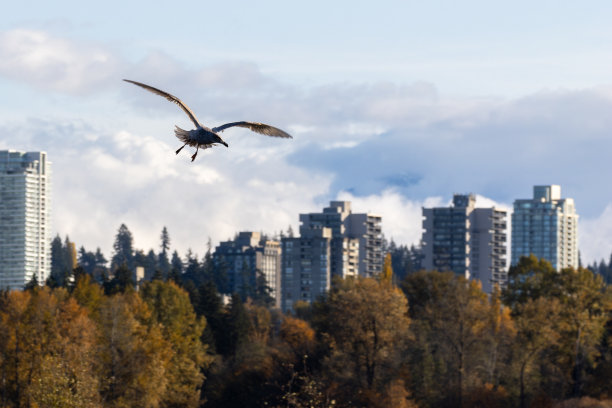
[191,153,197,162]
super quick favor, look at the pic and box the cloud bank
[1,28,612,264]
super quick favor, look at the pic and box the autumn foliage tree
[401,271,515,407]
[504,255,612,401]
[314,277,412,405]
[140,280,212,407]
[0,287,100,407]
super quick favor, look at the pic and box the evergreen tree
[196,281,224,353]
[201,238,215,283]
[169,250,184,284]
[104,263,134,295]
[170,250,183,274]
[220,294,251,356]
[49,235,77,287]
[603,254,612,284]
[50,235,65,274]
[132,250,147,275]
[151,269,164,281]
[160,226,170,254]
[238,259,254,301]
[158,227,171,276]
[94,248,107,268]
[214,256,230,295]
[110,224,134,271]
[183,250,202,285]
[78,246,97,275]
[253,269,274,307]
[146,249,158,280]
[598,259,609,284]
[91,248,108,281]
[24,274,39,290]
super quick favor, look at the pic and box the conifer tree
[196,281,224,353]
[104,263,134,295]
[221,294,251,357]
[170,250,183,281]
[160,226,170,254]
[158,227,171,276]
[111,224,134,271]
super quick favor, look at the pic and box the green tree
[195,281,224,353]
[503,254,557,309]
[98,292,169,407]
[253,269,274,307]
[182,250,201,285]
[200,239,215,284]
[24,274,39,290]
[50,235,67,286]
[104,263,134,295]
[141,281,212,407]
[49,235,77,287]
[145,249,158,279]
[78,246,98,275]
[94,248,109,277]
[111,224,134,271]
[238,259,254,301]
[220,293,251,357]
[160,227,170,254]
[158,228,171,278]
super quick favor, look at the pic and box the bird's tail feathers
[174,126,192,144]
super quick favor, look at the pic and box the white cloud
[336,189,435,246]
[579,206,612,265]
[0,119,328,259]
[0,29,121,94]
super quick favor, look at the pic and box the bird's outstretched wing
[123,79,202,128]
[212,121,292,138]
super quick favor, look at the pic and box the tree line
[21,224,612,407]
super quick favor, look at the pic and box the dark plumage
[123,79,292,161]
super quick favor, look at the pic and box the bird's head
[214,134,229,147]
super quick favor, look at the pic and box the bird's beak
[223,141,229,147]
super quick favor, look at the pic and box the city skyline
[3,2,612,263]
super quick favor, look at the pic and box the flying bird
[123,79,292,161]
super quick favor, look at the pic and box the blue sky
[2,1,612,264]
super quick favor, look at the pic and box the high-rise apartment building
[511,185,578,270]
[213,232,281,307]
[281,226,332,312]
[0,150,52,289]
[280,201,383,312]
[422,194,507,293]
[299,201,383,277]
